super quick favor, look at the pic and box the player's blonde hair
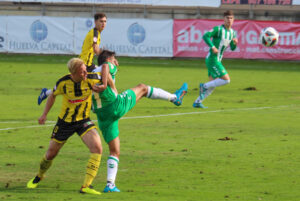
[67,58,84,74]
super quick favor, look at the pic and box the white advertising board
[0,16,6,52]
[5,16,74,54]
[293,0,300,5]
[1,16,173,57]
[100,18,173,57]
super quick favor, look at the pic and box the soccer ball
[260,27,279,47]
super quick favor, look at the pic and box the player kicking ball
[91,50,188,192]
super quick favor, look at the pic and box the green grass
[0,54,299,201]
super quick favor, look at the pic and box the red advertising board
[221,0,292,5]
[173,19,300,60]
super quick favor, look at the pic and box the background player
[193,10,238,108]
[92,50,188,192]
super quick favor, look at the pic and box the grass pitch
[0,54,299,201]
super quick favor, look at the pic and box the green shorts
[95,89,136,143]
[205,57,228,79]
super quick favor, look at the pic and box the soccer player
[91,50,188,192]
[38,13,107,105]
[80,13,107,72]
[193,10,238,108]
[27,58,111,195]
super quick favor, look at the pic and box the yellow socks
[83,153,101,187]
[38,156,53,178]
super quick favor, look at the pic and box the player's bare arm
[38,92,56,125]
[232,38,238,45]
[93,43,101,56]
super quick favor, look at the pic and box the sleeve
[53,81,63,96]
[202,26,219,48]
[92,65,102,73]
[93,28,98,45]
[87,72,102,86]
[230,30,237,51]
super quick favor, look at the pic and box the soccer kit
[79,28,101,72]
[203,25,237,78]
[91,62,136,143]
[51,73,102,143]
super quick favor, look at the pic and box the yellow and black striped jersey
[53,72,102,123]
[79,28,101,66]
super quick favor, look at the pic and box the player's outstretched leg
[173,83,188,106]
[38,88,48,105]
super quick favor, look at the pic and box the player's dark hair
[224,10,234,17]
[94,13,106,21]
[98,50,116,66]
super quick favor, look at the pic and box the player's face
[224,15,234,28]
[108,56,119,66]
[75,64,87,81]
[95,17,107,32]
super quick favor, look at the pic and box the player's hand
[212,46,218,54]
[233,38,238,45]
[38,114,47,125]
[92,84,105,93]
[113,59,119,66]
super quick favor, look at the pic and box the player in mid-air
[38,13,107,105]
[193,10,238,108]
[27,58,113,195]
[92,50,188,192]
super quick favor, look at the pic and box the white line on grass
[0,105,295,131]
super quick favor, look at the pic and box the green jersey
[92,62,118,110]
[203,25,237,62]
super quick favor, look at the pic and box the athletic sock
[83,153,101,188]
[146,86,177,102]
[37,156,53,178]
[45,89,52,96]
[194,96,202,103]
[107,156,119,186]
[203,78,230,89]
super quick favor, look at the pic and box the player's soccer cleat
[193,102,208,109]
[27,175,42,189]
[38,88,48,105]
[103,184,120,193]
[173,83,188,106]
[199,83,207,100]
[80,185,101,195]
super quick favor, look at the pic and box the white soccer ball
[260,27,279,47]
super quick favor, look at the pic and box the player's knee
[138,83,148,94]
[91,144,102,154]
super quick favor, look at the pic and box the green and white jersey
[203,25,237,62]
[92,62,118,83]
[92,62,118,110]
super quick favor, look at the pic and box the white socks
[107,156,119,185]
[203,78,230,89]
[46,89,52,96]
[147,86,177,102]
[194,78,230,103]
